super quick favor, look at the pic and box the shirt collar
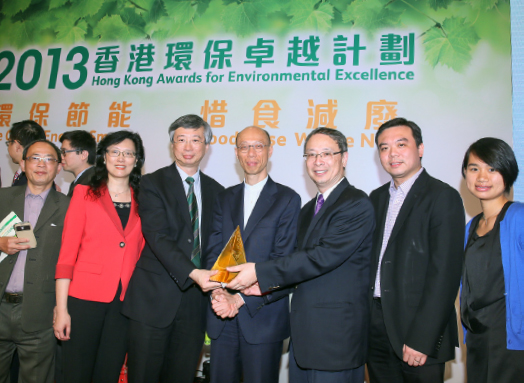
[25,185,52,201]
[75,166,93,182]
[244,176,268,193]
[176,164,200,184]
[318,176,345,202]
[389,167,424,195]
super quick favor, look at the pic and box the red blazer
[56,184,145,302]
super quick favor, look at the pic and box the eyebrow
[378,138,408,147]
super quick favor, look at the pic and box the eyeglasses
[5,140,15,147]
[106,149,136,158]
[25,156,59,164]
[237,143,269,153]
[303,151,344,161]
[60,149,80,156]
[173,138,205,146]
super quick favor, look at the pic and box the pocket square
[50,223,57,227]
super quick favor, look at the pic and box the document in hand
[210,226,246,283]
[0,212,22,263]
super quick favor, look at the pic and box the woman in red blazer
[54,130,145,383]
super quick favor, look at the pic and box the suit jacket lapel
[99,185,125,237]
[243,177,277,242]
[11,187,26,223]
[228,184,244,236]
[168,164,192,230]
[124,188,140,236]
[200,171,215,243]
[302,178,349,246]
[387,170,428,245]
[34,188,60,233]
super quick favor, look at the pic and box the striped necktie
[11,170,21,186]
[186,177,201,268]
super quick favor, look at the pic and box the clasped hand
[211,289,244,318]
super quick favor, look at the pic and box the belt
[4,292,23,303]
[373,297,381,302]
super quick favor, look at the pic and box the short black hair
[22,139,62,163]
[462,137,519,193]
[10,120,46,147]
[304,127,348,153]
[168,114,212,144]
[60,130,97,165]
[89,130,145,201]
[375,117,423,148]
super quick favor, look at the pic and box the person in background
[0,140,69,383]
[53,131,145,383]
[367,118,464,383]
[6,120,46,186]
[59,130,96,197]
[461,137,524,382]
[122,114,223,383]
[206,126,301,383]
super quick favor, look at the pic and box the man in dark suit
[122,114,224,383]
[206,126,301,383]
[227,127,375,383]
[0,140,69,382]
[59,130,96,197]
[367,118,464,383]
[6,120,46,187]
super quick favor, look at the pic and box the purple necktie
[314,194,324,216]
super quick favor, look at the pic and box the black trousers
[61,288,128,383]
[367,299,445,383]
[127,285,205,383]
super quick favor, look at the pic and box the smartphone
[13,222,37,249]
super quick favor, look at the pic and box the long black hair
[88,130,145,200]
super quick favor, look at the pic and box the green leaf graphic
[343,0,402,32]
[146,15,182,39]
[165,0,197,24]
[55,19,88,43]
[466,0,499,11]
[0,19,37,47]
[288,0,334,33]
[93,14,143,41]
[423,17,480,72]
[49,0,69,10]
[223,0,282,37]
[70,0,105,18]
[2,0,32,16]
[428,0,453,10]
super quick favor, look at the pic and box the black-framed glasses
[106,149,136,158]
[5,140,16,147]
[60,149,80,156]
[303,151,344,161]
[237,143,269,153]
[26,156,60,164]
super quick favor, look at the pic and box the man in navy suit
[206,126,301,383]
[227,127,375,383]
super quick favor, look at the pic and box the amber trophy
[210,226,246,283]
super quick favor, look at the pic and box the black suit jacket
[205,177,300,344]
[256,179,375,371]
[0,186,69,332]
[122,163,223,329]
[369,170,464,363]
[67,166,95,197]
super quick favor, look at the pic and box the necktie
[11,170,20,186]
[314,194,324,216]
[186,177,201,268]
